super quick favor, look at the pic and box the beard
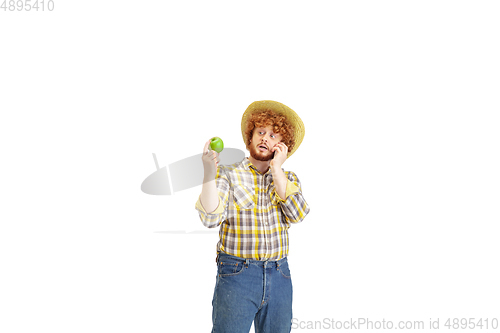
[248,144,274,161]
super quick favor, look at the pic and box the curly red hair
[244,109,295,152]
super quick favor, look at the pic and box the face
[248,125,282,161]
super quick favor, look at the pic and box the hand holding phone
[270,142,288,168]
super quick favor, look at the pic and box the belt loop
[245,259,249,268]
[216,252,219,263]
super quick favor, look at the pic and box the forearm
[272,167,287,200]
[200,176,219,213]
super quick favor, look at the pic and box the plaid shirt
[195,158,310,260]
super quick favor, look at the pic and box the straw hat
[241,100,305,158]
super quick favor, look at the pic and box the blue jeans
[211,252,293,333]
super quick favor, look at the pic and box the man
[195,100,310,333]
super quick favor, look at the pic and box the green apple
[210,137,224,153]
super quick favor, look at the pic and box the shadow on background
[141,148,245,195]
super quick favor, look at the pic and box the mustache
[249,144,274,161]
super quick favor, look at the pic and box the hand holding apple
[202,138,221,181]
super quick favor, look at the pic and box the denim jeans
[211,252,293,333]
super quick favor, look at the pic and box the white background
[1,1,499,332]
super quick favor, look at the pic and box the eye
[270,134,275,138]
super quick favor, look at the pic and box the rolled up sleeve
[275,172,310,224]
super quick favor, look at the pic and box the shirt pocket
[232,185,256,209]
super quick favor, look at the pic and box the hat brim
[241,100,305,158]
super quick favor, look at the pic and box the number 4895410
[444,318,499,330]
[1,0,55,11]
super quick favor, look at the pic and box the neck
[247,156,271,174]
